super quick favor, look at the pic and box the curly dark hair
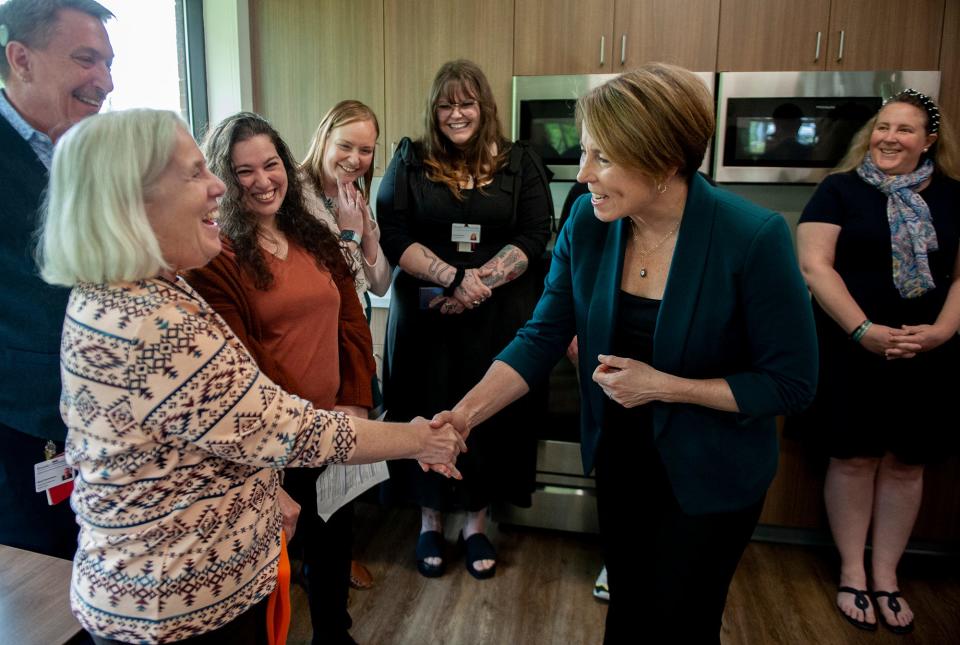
[202,112,349,290]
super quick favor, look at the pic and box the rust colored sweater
[186,239,374,409]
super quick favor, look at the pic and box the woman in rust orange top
[187,112,372,645]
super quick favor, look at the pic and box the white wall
[203,0,253,128]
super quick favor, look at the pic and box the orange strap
[266,531,291,645]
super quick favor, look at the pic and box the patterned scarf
[857,153,937,298]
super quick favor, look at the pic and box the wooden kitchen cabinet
[514,0,719,75]
[249,0,386,167]
[614,0,719,71]
[383,0,515,155]
[718,0,830,71]
[825,0,944,71]
[718,0,944,72]
[938,0,960,135]
[513,0,615,75]
[761,423,960,544]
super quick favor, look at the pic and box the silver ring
[472,300,480,306]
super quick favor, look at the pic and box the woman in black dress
[797,90,960,634]
[377,59,552,579]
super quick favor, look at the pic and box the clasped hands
[861,323,951,360]
[429,267,493,314]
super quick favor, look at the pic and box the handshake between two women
[408,415,468,479]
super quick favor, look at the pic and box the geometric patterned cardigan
[60,277,356,643]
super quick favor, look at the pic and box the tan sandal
[350,560,374,589]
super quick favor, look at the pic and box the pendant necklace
[630,219,680,278]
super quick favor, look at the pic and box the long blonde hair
[833,93,959,179]
[301,100,380,203]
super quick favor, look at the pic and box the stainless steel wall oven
[512,73,715,181]
[714,71,941,184]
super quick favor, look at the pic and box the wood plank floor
[287,503,960,644]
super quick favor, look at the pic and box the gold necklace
[630,219,679,278]
[258,229,288,259]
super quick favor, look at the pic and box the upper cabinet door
[718,0,832,71]
[615,0,720,71]
[384,0,515,151]
[250,0,386,169]
[514,0,616,75]
[827,0,944,70]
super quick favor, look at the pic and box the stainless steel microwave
[714,71,941,184]
[512,73,716,181]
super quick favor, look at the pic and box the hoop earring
[656,181,668,194]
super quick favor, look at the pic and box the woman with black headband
[796,89,960,635]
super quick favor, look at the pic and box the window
[99,0,207,137]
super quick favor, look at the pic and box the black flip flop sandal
[836,586,878,631]
[873,590,915,635]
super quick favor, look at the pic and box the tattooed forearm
[479,245,529,289]
[407,245,455,286]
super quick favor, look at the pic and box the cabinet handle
[836,30,845,62]
[600,35,605,66]
[814,31,821,62]
[620,34,627,65]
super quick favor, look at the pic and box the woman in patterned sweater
[36,108,465,645]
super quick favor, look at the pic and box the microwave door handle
[814,31,822,62]
[621,34,627,65]
[600,35,605,66]
[836,30,845,62]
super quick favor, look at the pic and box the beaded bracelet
[850,319,872,343]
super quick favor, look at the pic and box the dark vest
[0,115,69,440]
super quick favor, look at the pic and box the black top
[604,291,661,433]
[799,170,960,327]
[376,138,553,509]
[792,170,960,461]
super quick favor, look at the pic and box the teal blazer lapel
[652,174,717,435]
[585,218,627,430]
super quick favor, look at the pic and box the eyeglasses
[436,100,479,114]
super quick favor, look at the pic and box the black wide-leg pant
[596,429,764,645]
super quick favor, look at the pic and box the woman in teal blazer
[432,64,818,643]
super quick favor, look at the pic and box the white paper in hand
[315,461,389,521]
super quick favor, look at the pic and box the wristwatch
[339,229,361,245]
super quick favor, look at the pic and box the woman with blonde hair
[300,100,391,302]
[38,108,464,644]
[299,100,389,594]
[430,63,818,642]
[377,60,553,580]
[796,89,960,634]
